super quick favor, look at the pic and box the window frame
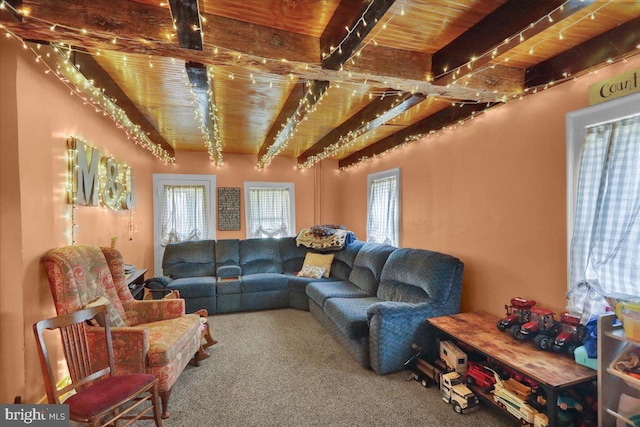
[566,91,640,293]
[243,181,296,239]
[366,167,401,247]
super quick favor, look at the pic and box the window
[244,182,295,239]
[566,92,640,322]
[153,174,216,275]
[367,168,400,247]
[161,185,208,245]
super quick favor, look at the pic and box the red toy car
[465,361,496,393]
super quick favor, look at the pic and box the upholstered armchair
[42,245,203,418]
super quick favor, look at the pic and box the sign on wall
[218,187,240,231]
[589,67,640,105]
[67,137,134,210]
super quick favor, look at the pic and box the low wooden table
[428,311,597,427]
[125,268,148,300]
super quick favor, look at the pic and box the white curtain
[248,188,291,238]
[568,114,640,322]
[367,176,398,246]
[161,185,208,246]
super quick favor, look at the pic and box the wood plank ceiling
[2,0,640,168]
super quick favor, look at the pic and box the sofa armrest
[145,276,173,288]
[367,301,458,375]
[366,301,453,320]
[122,299,186,325]
[87,327,149,373]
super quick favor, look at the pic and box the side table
[125,268,148,300]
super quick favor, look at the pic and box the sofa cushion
[331,241,363,280]
[217,265,241,278]
[163,240,216,279]
[284,273,333,293]
[306,281,370,307]
[348,243,396,294]
[241,273,289,293]
[215,239,240,269]
[378,248,464,304]
[324,297,379,339]
[279,237,307,273]
[145,314,201,366]
[240,239,283,274]
[166,277,216,298]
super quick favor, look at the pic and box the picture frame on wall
[218,187,241,231]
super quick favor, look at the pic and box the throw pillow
[302,252,335,278]
[297,265,326,279]
[85,295,126,328]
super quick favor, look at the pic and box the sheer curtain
[367,176,398,246]
[161,185,208,246]
[568,114,640,321]
[248,188,291,238]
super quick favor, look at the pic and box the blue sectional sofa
[146,237,464,374]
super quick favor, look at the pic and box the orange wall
[153,151,332,241]
[332,54,640,318]
[0,37,157,403]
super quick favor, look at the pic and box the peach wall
[152,151,333,241]
[0,37,157,403]
[333,55,640,318]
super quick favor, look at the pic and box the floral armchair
[42,245,202,418]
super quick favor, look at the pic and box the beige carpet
[156,308,512,426]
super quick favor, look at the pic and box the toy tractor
[497,297,536,336]
[552,312,586,355]
[513,307,559,350]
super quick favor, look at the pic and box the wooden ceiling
[2,0,640,168]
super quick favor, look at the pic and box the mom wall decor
[67,137,134,210]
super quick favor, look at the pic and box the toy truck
[552,312,586,355]
[465,361,496,393]
[489,369,548,426]
[439,340,468,373]
[405,350,479,414]
[513,307,559,350]
[497,297,536,334]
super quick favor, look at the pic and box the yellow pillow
[302,252,335,278]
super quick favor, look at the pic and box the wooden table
[428,311,597,427]
[125,268,148,300]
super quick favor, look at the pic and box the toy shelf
[428,311,597,427]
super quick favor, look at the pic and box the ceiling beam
[185,61,221,164]
[1,0,23,22]
[339,102,497,169]
[525,16,640,88]
[432,0,593,87]
[71,50,175,156]
[1,0,505,102]
[321,0,396,71]
[297,92,425,167]
[168,0,203,50]
[257,80,330,168]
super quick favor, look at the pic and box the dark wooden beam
[339,102,497,169]
[298,92,425,166]
[525,16,640,88]
[168,0,202,50]
[72,50,175,156]
[321,0,395,71]
[185,61,220,162]
[258,80,330,167]
[257,83,305,160]
[1,0,23,22]
[433,0,594,86]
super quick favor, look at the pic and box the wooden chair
[33,305,163,427]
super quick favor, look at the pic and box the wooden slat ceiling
[2,0,640,168]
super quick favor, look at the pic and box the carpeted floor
[154,309,513,426]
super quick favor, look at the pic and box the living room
[2,1,640,426]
